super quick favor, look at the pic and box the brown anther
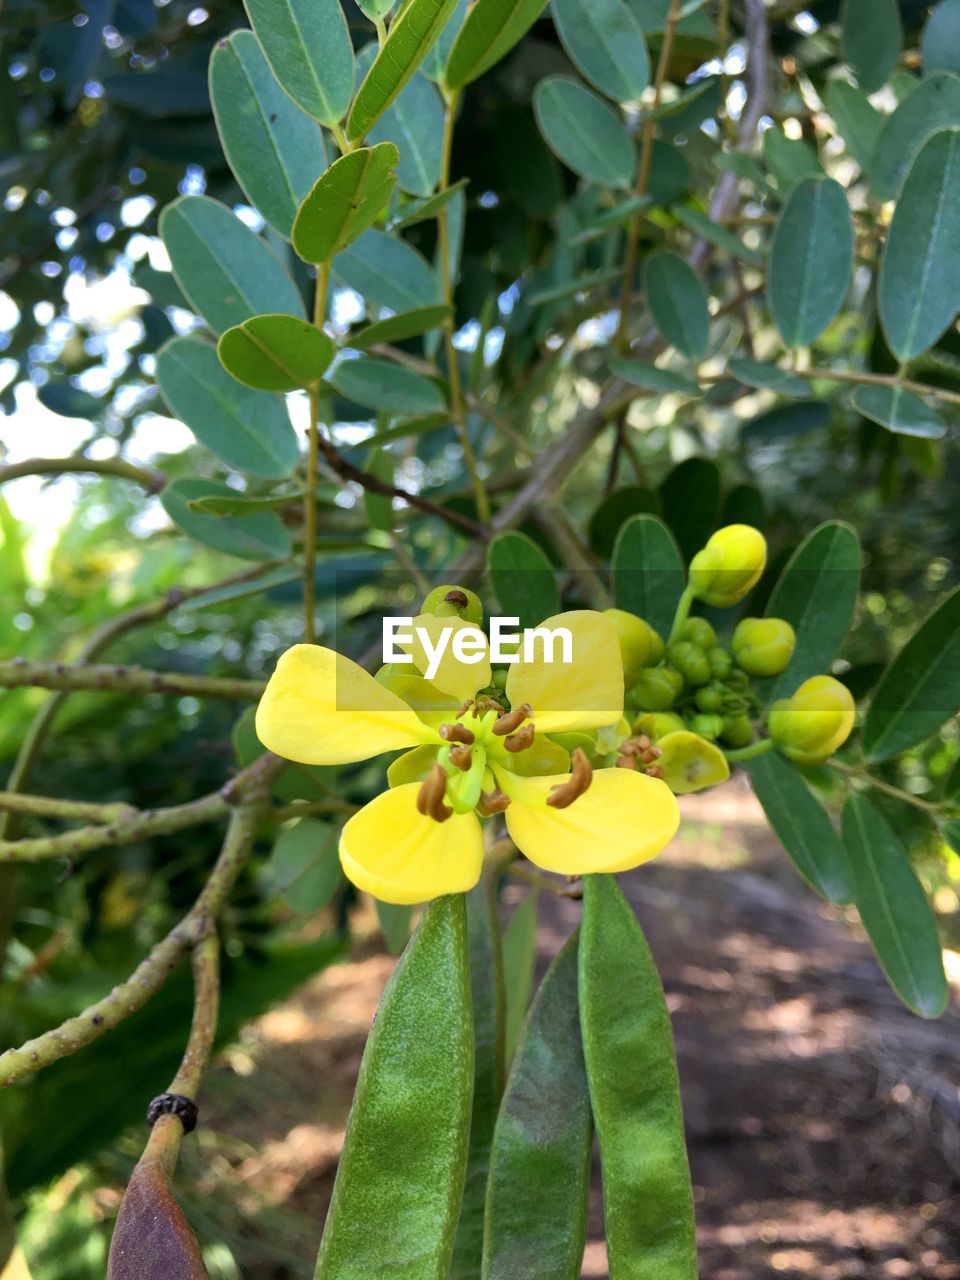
[615,754,638,770]
[440,722,475,745]
[547,748,593,809]
[449,744,472,771]
[455,699,474,718]
[474,695,505,717]
[478,789,511,815]
[492,703,532,736]
[645,764,666,780]
[504,723,535,753]
[416,763,453,822]
[444,589,469,608]
[618,736,661,766]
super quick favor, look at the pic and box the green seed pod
[602,608,661,687]
[732,617,796,677]
[677,617,717,650]
[689,713,724,742]
[420,584,484,627]
[632,666,683,711]
[669,642,711,687]
[694,684,725,714]
[720,713,754,748]
[483,934,591,1280]
[108,1157,209,1279]
[707,647,733,679]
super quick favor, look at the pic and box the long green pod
[315,894,473,1280]
[579,875,697,1280]
[449,878,505,1279]
[483,933,592,1280]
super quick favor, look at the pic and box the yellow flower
[689,524,767,607]
[768,674,855,765]
[256,611,680,904]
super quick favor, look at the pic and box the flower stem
[305,260,331,644]
[668,584,696,644]
[724,737,774,763]
[827,759,942,814]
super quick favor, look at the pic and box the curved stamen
[478,789,510,815]
[448,743,473,771]
[416,763,453,822]
[492,703,532,736]
[547,748,593,809]
[504,723,535,753]
[440,722,476,745]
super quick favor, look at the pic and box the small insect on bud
[420,584,484,626]
[108,1157,209,1279]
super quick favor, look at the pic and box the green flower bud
[695,684,725,714]
[689,713,725,742]
[768,675,855,765]
[677,617,717,650]
[602,608,660,686]
[727,668,749,691]
[669,641,711,687]
[732,617,797,677]
[420,584,484,627]
[707,646,733,679]
[633,711,685,740]
[688,524,767,607]
[632,666,683,710]
[657,730,731,795]
[721,713,754,748]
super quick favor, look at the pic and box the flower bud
[633,711,685,740]
[768,675,855,765]
[707,646,733,679]
[632,666,683,711]
[689,713,724,742]
[721,713,754,748]
[669,641,711,687]
[732,617,796,677]
[677,617,717,650]
[688,525,767,607]
[420,584,484,627]
[656,730,731,795]
[602,608,661,686]
[695,683,725,714]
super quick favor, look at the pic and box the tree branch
[0,456,166,493]
[0,659,265,701]
[0,792,139,823]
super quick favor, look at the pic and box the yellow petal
[656,730,730,794]
[376,667,460,727]
[494,765,679,875]
[408,613,491,703]
[256,644,438,766]
[339,784,485,904]
[505,610,624,733]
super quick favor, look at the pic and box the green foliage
[487,533,560,631]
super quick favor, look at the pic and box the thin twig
[0,792,139,823]
[0,456,166,492]
[0,659,265,701]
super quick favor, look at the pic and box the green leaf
[242,0,354,126]
[334,228,439,312]
[643,250,709,359]
[551,0,650,104]
[869,71,960,201]
[328,356,445,414]
[841,0,901,94]
[646,139,691,206]
[501,892,538,1064]
[611,514,685,636]
[156,335,299,477]
[878,128,960,361]
[363,446,395,532]
[350,304,452,347]
[762,127,824,192]
[863,585,960,760]
[768,177,853,348]
[36,384,103,419]
[923,0,960,75]
[609,355,701,396]
[377,900,413,953]
[423,0,470,81]
[579,875,697,1279]
[218,314,335,391]
[347,0,460,141]
[942,817,960,854]
[363,55,445,197]
[672,205,763,266]
[487,531,560,631]
[825,79,882,171]
[159,195,305,334]
[741,400,831,442]
[659,457,720,563]
[483,934,591,1280]
[445,0,550,90]
[187,490,304,517]
[850,383,946,438]
[270,818,341,913]
[209,30,328,240]
[393,179,470,228]
[589,487,659,559]
[727,355,812,399]
[533,77,635,189]
[841,793,948,1018]
[450,880,504,1279]
[746,751,852,903]
[315,896,473,1278]
[719,482,765,531]
[293,143,400,264]
[762,520,860,704]
[371,411,451,444]
[161,478,293,561]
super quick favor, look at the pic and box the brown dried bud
[108,1158,209,1279]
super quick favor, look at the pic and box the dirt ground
[189,777,960,1279]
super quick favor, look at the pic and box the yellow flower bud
[420,584,484,627]
[656,730,731,795]
[732,616,796,677]
[633,711,685,740]
[768,675,855,765]
[688,525,767,607]
[602,608,661,686]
